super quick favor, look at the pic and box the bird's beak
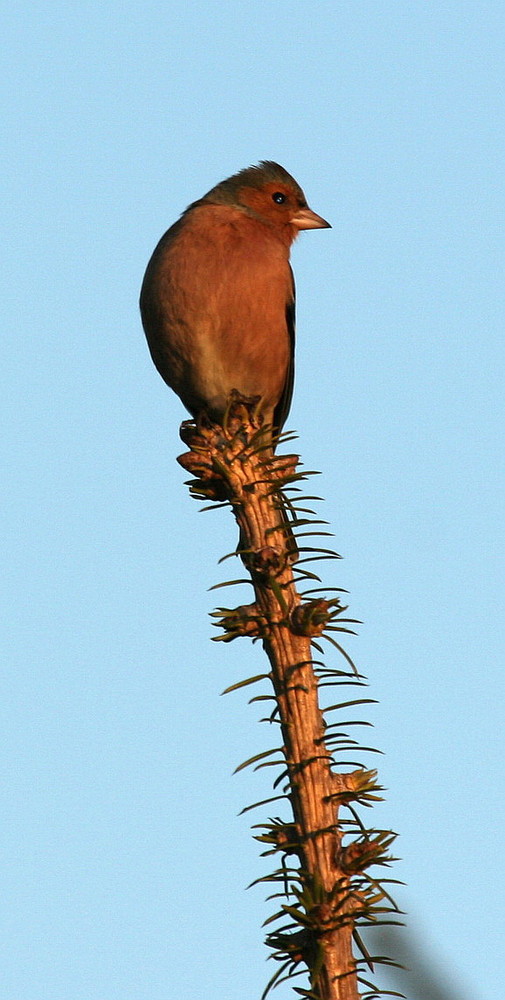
[291,206,331,230]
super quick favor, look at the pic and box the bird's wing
[273,265,296,436]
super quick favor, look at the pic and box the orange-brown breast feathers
[140,202,295,434]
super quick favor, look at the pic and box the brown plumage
[140,161,330,444]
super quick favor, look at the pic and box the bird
[139,160,330,447]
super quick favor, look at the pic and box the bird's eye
[272,191,286,204]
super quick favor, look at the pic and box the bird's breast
[141,204,293,424]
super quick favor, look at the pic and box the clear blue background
[3,3,503,998]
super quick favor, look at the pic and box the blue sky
[2,3,504,998]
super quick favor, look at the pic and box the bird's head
[195,161,330,243]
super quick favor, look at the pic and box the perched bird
[140,161,330,445]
